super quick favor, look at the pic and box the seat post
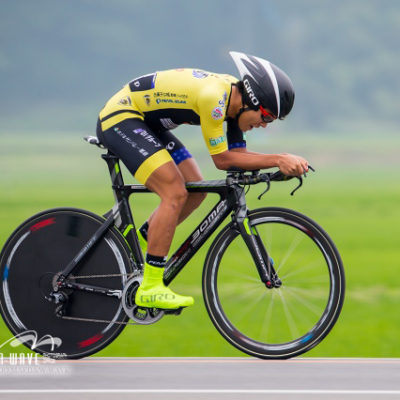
[101,152,125,188]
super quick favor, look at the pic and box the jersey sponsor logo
[156,98,187,105]
[218,91,228,108]
[132,128,162,148]
[166,141,176,150]
[160,118,179,130]
[243,79,260,106]
[153,92,188,99]
[139,148,149,156]
[113,126,154,155]
[117,96,132,106]
[192,69,209,79]
[144,95,151,106]
[211,106,224,120]
[209,135,226,147]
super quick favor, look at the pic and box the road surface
[1,357,399,399]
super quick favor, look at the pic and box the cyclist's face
[238,109,268,132]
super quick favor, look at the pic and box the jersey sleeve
[197,85,229,155]
[226,118,246,150]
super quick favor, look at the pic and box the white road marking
[0,389,400,395]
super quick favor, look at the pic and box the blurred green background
[1,0,399,357]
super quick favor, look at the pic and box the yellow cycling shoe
[135,264,194,309]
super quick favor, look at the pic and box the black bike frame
[56,152,274,296]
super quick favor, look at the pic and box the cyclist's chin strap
[235,106,246,121]
[235,104,253,123]
[234,83,251,122]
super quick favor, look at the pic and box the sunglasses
[260,105,277,123]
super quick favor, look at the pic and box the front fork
[231,187,281,289]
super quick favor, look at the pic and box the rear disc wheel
[0,208,135,359]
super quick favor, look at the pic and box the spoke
[282,285,329,302]
[275,233,305,275]
[280,286,326,317]
[283,274,330,285]
[280,258,326,281]
[277,289,300,340]
[228,287,269,326]
[223,267,260,284]
[240,289,269,320]
[259,290,277,341]
[219,281,263,302]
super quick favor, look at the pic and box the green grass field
[1,131,399,357]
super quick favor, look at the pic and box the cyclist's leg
[144,159,206,228]
[144,161,188,256]
[175,158,207,224]
[97,118,193,309]
[137,163,194,309]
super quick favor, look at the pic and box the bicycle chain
[60,271,142,325]
[61,315,139,325]
[69,272,135,279]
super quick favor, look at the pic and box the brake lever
[258,166,315,199]
[290,177,303,196]
[290,165,315,196]
[257,174,271,200]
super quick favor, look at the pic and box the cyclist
[96,51,309,310]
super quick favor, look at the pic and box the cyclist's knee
[156,190,187,217]
[145,162,189,211]
[164,184,188,210]
[154,178,188,211]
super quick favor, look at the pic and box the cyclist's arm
[211,149,308,176]
[229,147,267,156]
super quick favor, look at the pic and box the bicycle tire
[0,208,134,359]
[203,207,345,359]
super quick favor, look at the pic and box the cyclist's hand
[277,153,309,176]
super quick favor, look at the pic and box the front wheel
[203,207,345,359]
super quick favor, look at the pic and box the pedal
[164,307,185,316]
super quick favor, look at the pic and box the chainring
[122,274,164,325]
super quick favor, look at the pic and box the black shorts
[96,118,192,184]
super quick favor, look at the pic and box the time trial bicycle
[0,136,345,359]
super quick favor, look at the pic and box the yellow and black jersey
[99,69,246,155]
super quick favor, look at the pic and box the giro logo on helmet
[243,79,260,106]
[230,51,295,119]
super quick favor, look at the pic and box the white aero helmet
[229,51,295,119]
